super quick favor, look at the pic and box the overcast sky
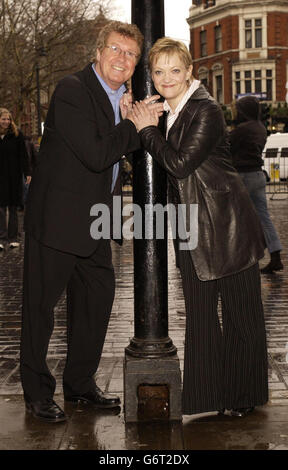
[109,0,192,46]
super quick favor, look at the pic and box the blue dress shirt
[92,64,126,192]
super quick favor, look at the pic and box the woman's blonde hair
[0,108,19,136]
[148,37,193,72]
[95,20,144,62]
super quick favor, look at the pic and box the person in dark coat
[24,135,38,171]
[229,96,283,274]
[22,135,38,204]
[128,37,268,417]
[20,20,162,423]
[0,108,31,249]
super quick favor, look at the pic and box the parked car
[262,133,288,180]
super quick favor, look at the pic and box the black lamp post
[124,0,182,423]
[125,0,176,359]
[35,46,47,138]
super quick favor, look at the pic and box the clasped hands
[120,90,163,132]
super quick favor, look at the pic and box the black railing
[263,148,288,197]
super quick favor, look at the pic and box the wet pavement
[0,195,288,451]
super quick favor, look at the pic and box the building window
[216,75,223,103]
[244,71,252,93]
[255,70,262,93]
[266,69,272,100]
[201,77,208,89]
[200,30,207,57]
[235,71,241,95]
[245,19,262,49]
[245,20,252,48]
[198,67,209,90]
[215,25,222,53]
[204,0,216,7]
[255,19,262,47]
[234,67,274,100]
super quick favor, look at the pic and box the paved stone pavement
[0,195,287,451]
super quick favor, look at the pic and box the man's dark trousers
[20,234,115,402]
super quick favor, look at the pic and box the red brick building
[187,0,288,105]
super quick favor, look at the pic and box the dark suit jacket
[24,63,140,256]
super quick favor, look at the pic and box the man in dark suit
[20,21,159,423]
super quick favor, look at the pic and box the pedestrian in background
[0,108,31,250]
[24,135,38,172]
[22,135,38,204]
[128,38,268,417]
[229,96,283,274]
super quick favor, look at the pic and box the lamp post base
[125,336,177,358]
[123,353,182,423]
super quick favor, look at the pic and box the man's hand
[120,89,133,120]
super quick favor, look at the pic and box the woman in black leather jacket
[128,38,268,417]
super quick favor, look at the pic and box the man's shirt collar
[92,63,126,98]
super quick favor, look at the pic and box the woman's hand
[130,99,162,131]
[126,95,163,130]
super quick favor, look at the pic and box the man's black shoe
[230,407,255,417]
[64,386,121,409]
[25,398,67,422]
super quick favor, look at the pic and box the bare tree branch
[0,0,115,126]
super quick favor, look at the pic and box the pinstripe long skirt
[179,252,269,414]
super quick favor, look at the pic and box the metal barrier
[263,149,288,198]
[123,153,288,198]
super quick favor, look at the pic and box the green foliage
[270,102,288,119]
[221,105,232,125]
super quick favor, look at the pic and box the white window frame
[232,63,275,102]
[198,66,209,87]
[239,13,267,60]
[212,63,224,104]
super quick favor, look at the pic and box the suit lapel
[76,63,115,126]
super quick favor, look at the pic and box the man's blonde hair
[95,20,144,62]
[149,37,192,71]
